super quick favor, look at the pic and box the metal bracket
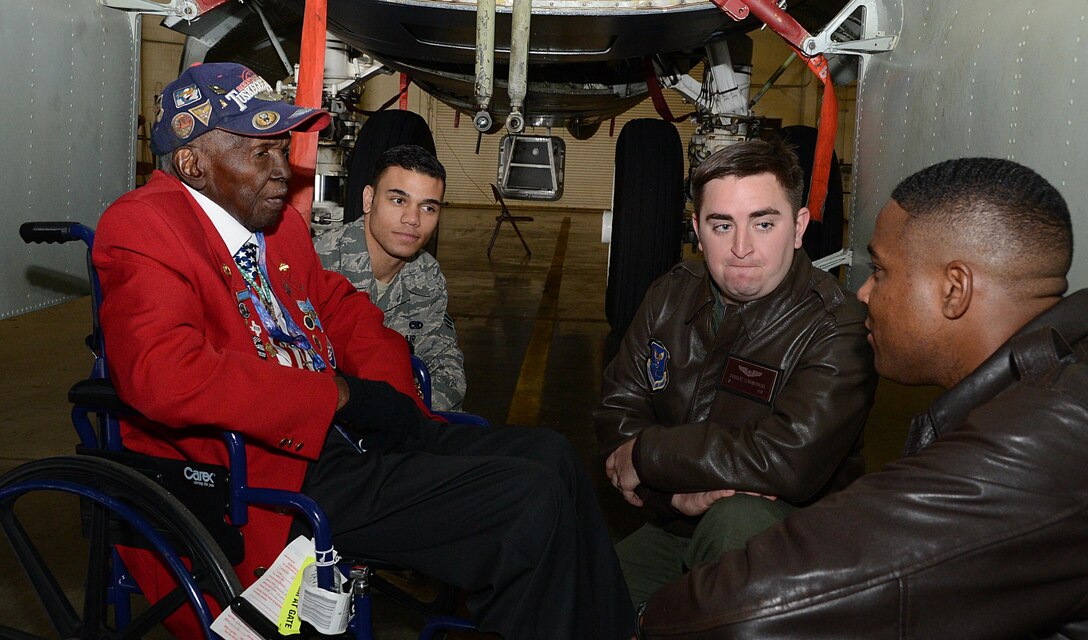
[801,0,897,58]
[98,0,230,20]
[711,0,750,21]
[660,74,701,104]
[812,248,853,271]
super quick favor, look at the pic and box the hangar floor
[0,205,940,637]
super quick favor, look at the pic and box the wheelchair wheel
[0,455,242,640]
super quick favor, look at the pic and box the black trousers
[295,421,635,640]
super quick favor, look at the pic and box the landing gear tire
[605,119,685,337]
[345,110,441,255]
[0,456,241,639]
[777,125,845,268]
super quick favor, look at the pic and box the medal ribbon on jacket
[234,233,326,371]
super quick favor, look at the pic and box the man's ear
[690,214,702,252]
[941,260,973,320]
[793,207,811,249]
[174,146,205,189]
[362,185,375,217]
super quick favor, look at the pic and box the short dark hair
[370,144,446,186]
[690,138,805,216]
[892,157,1073,279]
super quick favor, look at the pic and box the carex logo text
[184,466,216,488]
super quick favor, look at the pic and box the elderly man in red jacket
[93,62,634,640]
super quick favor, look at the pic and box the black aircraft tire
[605,119,685,336]
[777,125,845,264]
[344,111,440,255]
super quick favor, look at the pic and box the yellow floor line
[505,217,571,426]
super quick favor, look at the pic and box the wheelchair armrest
[221,432,339,591]
[68,377,136,415]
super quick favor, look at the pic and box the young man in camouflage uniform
[315,145,466,410]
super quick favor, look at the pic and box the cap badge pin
[252,110,281,130]
[189,101,213,126]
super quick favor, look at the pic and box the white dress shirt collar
[183,183,254,255]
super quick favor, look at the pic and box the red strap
[287,0,328,221]
[642,57,695,124]
[193,0,232,15]
[798,52,837,223]
[399,73,410,111]
[711,0,838,222]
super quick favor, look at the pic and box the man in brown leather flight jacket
[595,139,877,606]
[639,157,1088,639]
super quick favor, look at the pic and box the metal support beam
[474,0,496,132]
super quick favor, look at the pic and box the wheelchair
[1,221,484,640]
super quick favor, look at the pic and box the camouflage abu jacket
[314,221,467,411]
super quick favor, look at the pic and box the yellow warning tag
[277,556,315,634]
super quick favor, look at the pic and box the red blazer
[93,171,433,605]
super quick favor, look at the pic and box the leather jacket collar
[906,289,1088,455]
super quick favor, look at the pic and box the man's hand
[334,375,350,410]
[671,490,779,517]
[670,489,736,516]
[334,375,423,438]
[605,439,643,507]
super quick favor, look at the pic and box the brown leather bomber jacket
[642,290,1088,639]
[595,251,877,533]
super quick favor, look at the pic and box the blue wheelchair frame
[8,221,482,640]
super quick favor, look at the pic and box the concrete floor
[0,205,941,637]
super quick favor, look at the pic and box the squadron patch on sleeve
[645,339,670,392]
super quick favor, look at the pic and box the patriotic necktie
[234,241,260,283]
[234,241,275,312]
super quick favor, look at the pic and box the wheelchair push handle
[20,221,94,247]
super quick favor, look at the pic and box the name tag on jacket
[720,355,781,404]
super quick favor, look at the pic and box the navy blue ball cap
[150,61,331,156]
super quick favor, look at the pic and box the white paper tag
[211,536,347,639]
[298,562,352,635]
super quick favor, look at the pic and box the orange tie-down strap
[288,0,328,221]
[709,0,838,222]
